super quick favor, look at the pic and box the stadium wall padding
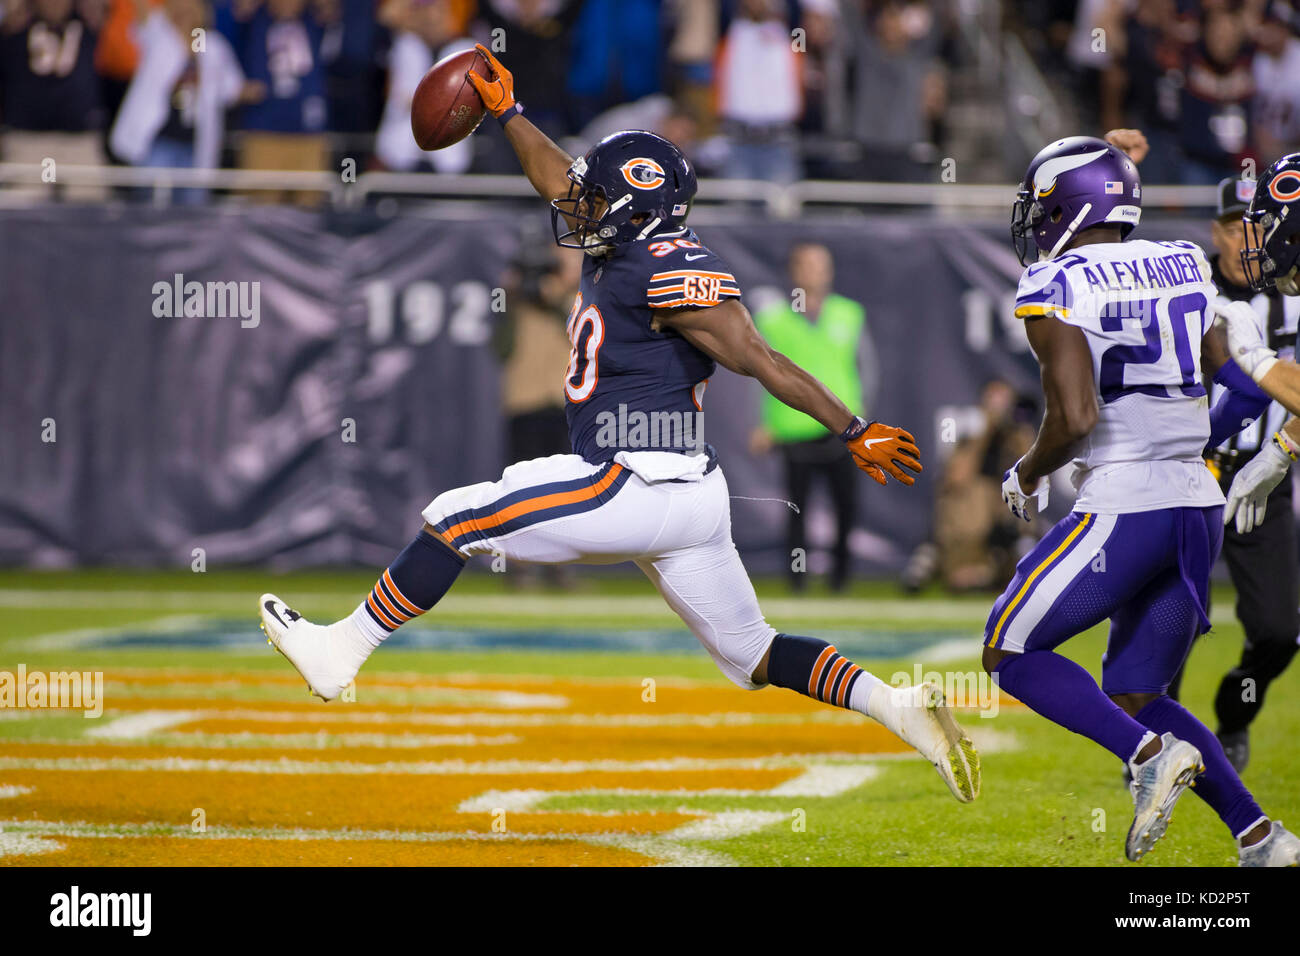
[0,206,1211,571]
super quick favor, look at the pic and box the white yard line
[457,764,880,814]
[86,711,200,739]
[58,707,866,728]
[0,753,922,776]
[0,818,738,865]
[666,811,788,841]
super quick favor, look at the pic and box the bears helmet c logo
[620,158,666,191]
[1268,171,1300,204]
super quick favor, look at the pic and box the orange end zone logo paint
[1269,171,1300,204]
[620,158,666,190]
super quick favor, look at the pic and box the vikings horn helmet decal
[1011,136,1142,265]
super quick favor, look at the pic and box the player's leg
[827,452,857,593]
[983,508,1219,860]
[1104,508,1298,863]
[981,511,1162,765]
[259,454,637,699]
[636,468,980,802]
[1214,487,1300,769]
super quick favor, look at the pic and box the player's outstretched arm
[466,45,573,203]
[656,299,922,485]
[1215,299,1300,416]
[1017,314,1098,488]
[1201,320,1273,447]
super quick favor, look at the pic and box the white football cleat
[259,593,366,702]
[1125,732,1203,862]
[873,681,981,803]
[1238,821,1300,867]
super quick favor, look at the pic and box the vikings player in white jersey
[984,136,1299,866]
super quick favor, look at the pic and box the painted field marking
[94,681,570,709]
[457,764,879,814]
[79,712,524,749]
[666,811,788,841]
[86,711,199,739]
[0,831,62,859]
[0,754,918,776]
[77,707,864,727]
[0,819,733,867]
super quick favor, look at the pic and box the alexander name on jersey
[1073,248,1208,295]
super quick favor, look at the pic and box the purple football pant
[985,507,1223,695]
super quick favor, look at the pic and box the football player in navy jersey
[259,45,981,804]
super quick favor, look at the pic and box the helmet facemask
[551,176,617,256]
[1010,186,1045,266]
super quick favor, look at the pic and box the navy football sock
[995,651,1149,761]
[1135,696,1266,838]
[766,633,881,711]
[350,529,465,646]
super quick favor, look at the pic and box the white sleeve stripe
[649,270,737,281]
[648,286,741,299]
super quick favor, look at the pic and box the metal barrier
[0,162,1222,216]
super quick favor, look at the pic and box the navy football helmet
[1241,153,1300,295]
[551,130,697,256]
[1011,136,1142,265]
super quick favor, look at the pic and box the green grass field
[1,568,1296,866]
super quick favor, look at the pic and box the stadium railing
[0,163,1222,216]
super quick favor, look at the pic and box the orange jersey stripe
[441,464,625,544]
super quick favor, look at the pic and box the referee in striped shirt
[1198,176,1300,772]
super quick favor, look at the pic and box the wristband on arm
[496,101,525,128]
[839,416,869,443]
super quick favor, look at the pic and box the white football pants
[421,452,778,688]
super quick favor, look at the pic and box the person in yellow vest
[750,243,876,591]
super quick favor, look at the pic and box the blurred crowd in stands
[5,0,1296,195]
[0,0,955,195]
[1015,0,1300,183]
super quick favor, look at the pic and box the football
[411,47,490,151]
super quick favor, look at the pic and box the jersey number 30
[565,293,605,402]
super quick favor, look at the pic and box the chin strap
[1047,202,1093,260]
[634,216,662,241]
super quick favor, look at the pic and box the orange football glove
[841,417,923,486]
[465,44,516,117]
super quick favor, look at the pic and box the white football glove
[1213,299,1278,383]
[1224,434,1297,534]
[1002,459,1048,522]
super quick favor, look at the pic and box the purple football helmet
[1011,136,1143,265]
